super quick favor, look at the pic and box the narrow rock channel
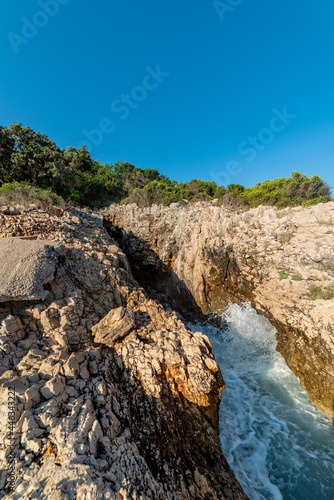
[103,204,334,499]
[105,202,334,423]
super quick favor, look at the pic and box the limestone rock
[0,239,65,303]
[0,206,246,499]
[92,306,136,345]
[40,375,66,399]
[106,201,334,422]
[0,206,20,215]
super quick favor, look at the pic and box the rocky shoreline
[1,199,333,499]
[0,206,247,499]
[105,201,334,423]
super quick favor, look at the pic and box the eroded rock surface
[0,239,65,303]
[106,201,334,422]
[0,207,247,499]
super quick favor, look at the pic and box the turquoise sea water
[190,303,334,500]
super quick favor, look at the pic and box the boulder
[0,206,21,215]
[92,306,135,345]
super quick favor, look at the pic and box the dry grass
[307,284,334,300]
[0,182,67,211]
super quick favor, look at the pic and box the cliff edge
[106,201,334,422]
[0,207,247,499]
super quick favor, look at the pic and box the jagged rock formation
[0,207,247,499]
[105,201,334,422]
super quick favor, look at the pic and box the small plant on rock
[278,269,289,280]
[307,284,334,300]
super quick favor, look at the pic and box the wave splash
[190,303,334,500]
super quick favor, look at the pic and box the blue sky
[1,0,334,190]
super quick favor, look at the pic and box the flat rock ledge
[0,239,65,303]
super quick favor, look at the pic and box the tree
[0,126,15,183]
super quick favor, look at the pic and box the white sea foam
[189,303,334,500]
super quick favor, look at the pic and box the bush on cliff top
[0,122,332,208]
[124,179,227,206]
[0,181,66,210]
[120,172,332,207]
[228,172,332,208]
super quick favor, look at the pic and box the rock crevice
[105,201,334,422]
[0,206,247,499]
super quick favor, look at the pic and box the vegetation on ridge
[0,122,332,208]
[227,172,332,207]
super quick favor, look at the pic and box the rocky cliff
[105,201,334,423]
[0,206,247,499]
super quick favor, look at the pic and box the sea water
[189,303,334,500]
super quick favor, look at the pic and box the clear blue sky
[1,0,334,190]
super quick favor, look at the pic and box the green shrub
[233,171,332,208]
[278,269,289,280]
[227,184,245,195]
[291,274,303,281]
[0,123,332,208]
